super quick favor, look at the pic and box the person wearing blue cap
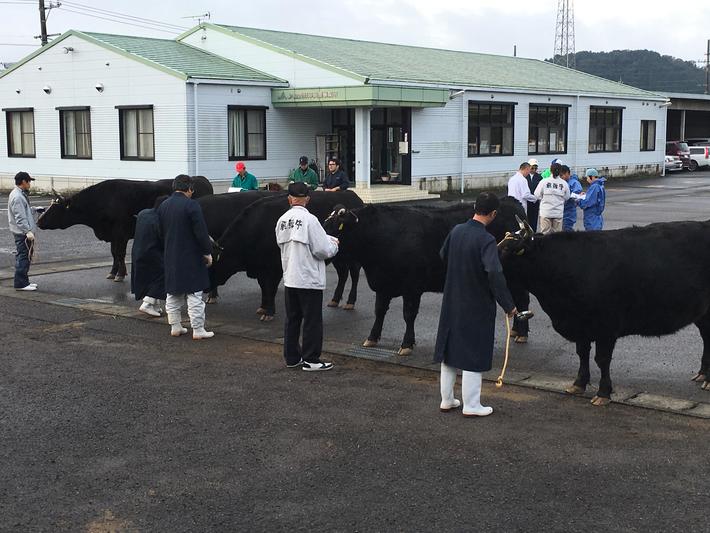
[578,168,606,231]
[562,171,583,231]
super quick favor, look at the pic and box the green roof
[214,24,664,99]
[0,30,286,84]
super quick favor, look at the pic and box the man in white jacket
[276,182,339,371]
[507,162,538,215]
[534,164,571,234]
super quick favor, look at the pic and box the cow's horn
[515,215,525,230]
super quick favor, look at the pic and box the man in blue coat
[434,192,517,417]
[157,175,214,339]
[578,168,606,231]
[563,172,583,231]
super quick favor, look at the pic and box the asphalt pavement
[0,297,708,531]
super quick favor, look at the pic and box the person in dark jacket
[322,158,349,191]
[131,208,166,317]
[526,158,543,232]
[157,175,215,339]
[433,192,517,417]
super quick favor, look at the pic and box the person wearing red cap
[231,162,259,191]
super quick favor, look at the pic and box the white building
[0,24,669,201]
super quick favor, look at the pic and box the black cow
[323,197,526,355]
[212,191,364,320]
[37,176,213,281]
[498,218,710,405]
[198,190,282,303]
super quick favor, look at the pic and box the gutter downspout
[461,93,466,194]
[575,93,580,174]
[193,82,200,176]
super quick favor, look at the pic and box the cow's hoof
[363,339,378,348]
[565,384,586,395]
[206,297,218,305]
[514,336,528,344]
[113,275,125,282]
[106,273,116,280]
[702,381,710,391]
[398,347,413,356]
[256,307,267,315]
[510,329,519,337]
[327,300,339,308]
[343,303,355,311]
[691,373,706,382]
[260,314,274,322]
[591,395,611,406]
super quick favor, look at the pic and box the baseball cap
[287,181,310,197]
[527,158,539,167]
[585,168,599,178]
[14,171,34,185]
[235,162,246,172]
[299,156,309,165]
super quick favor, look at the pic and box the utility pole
[705,39,709,95]
[39,0,48,46]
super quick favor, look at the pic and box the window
[118,106,154,160]
[589,107,622,153]
[228,106,266,160]
[468,103,514,156]
[59,108,92,159]
[528,105,568,154]
[5,108,35,157]
[640,120,656,151]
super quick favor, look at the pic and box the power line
[57,7,184,34]
[60,1,188,31]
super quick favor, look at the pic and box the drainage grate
[347,345,398,359]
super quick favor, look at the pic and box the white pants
[166,292,205,329]
[440,363,485,410]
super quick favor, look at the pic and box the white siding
[0,35,189,189]
[181,28,361,88]
[411,90,667,191]
[189,83,331,186]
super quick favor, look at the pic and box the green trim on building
[272,86,448,108]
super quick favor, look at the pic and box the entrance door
[370,108,411,185]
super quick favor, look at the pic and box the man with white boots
[157,175,214,340]
[434,192,517,417]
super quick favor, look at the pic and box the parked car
[664,155,683,172]
[685,137,710,146]
[666,141,691,169]
[688,145,710,171]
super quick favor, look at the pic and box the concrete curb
[2,284,709,420]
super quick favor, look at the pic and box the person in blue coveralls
[578,168,606,231]
[562,171,583,231]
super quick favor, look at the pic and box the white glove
[204,254,213,267]
[26,231,35,241]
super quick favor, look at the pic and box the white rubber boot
[439,363,461,412]
[192,327,214,340]
[462,371,493,417]
[168,312,187,337]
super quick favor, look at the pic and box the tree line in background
[548,50,706,94]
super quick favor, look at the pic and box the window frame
[588,106,623,153]
[117,105,155,161]
[467,101,516,158]
[4,107,36,158]
[227,105,267,161]
[640,119,656,152]
[58,106,92,160]
[528,104,569,155]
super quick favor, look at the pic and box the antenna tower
[553,0,576,69]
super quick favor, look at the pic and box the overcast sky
[1,0,708,67]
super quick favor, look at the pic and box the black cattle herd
[36,178,710,405]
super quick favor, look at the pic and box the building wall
[411,90,667,192]
[188,83,331,190]
[0,34,189,191]
[180,28,360,88]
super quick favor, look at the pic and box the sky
[1,0,708,67]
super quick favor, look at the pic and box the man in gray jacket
[8,172,39,291]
